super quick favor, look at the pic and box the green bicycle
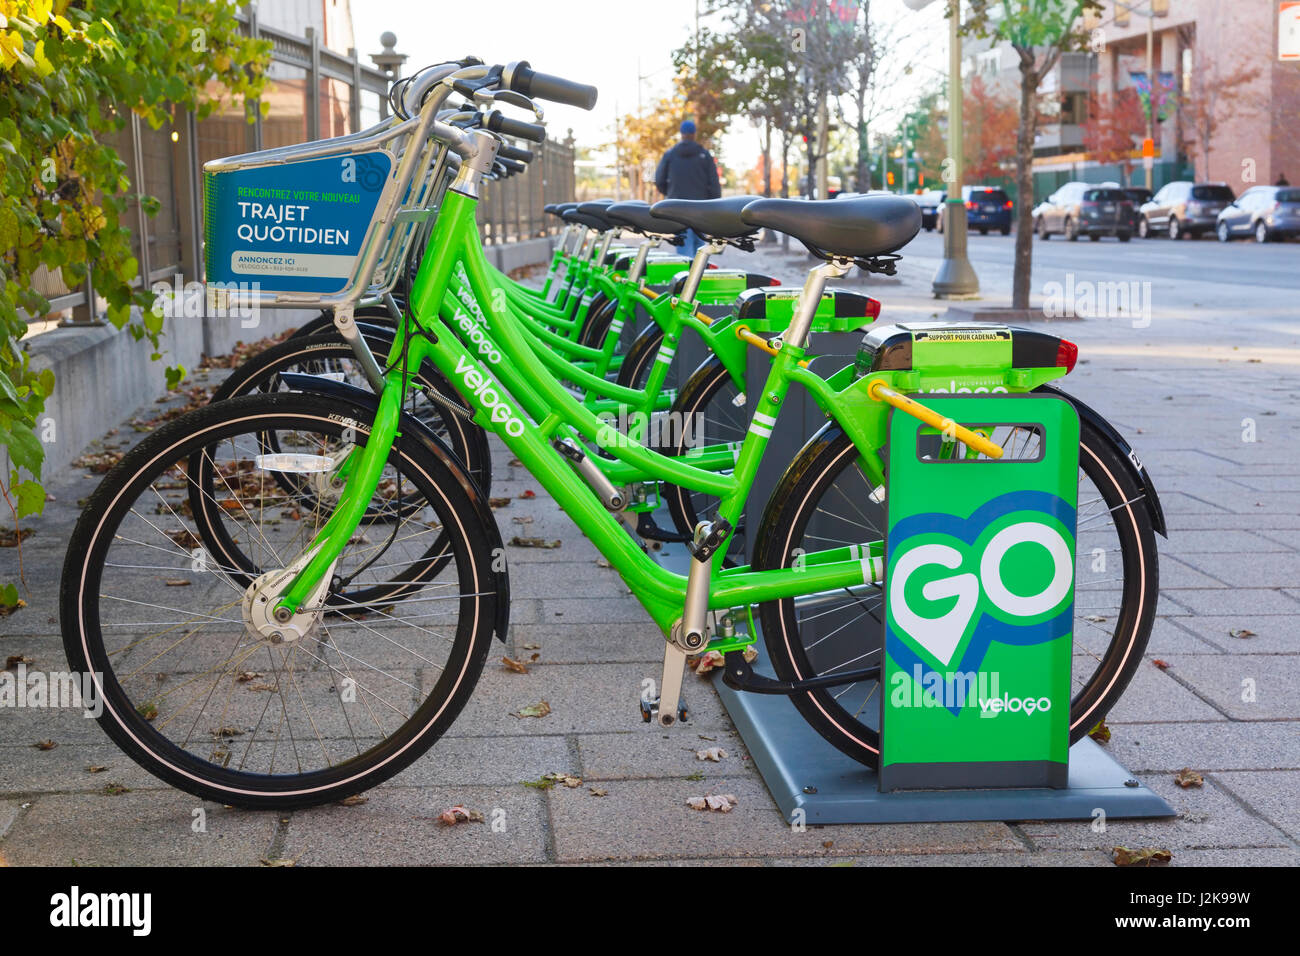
[60,60,1163,809]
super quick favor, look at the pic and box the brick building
[1092,0,1300,188]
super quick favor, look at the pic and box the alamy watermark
[596,408,706,450]
[1042,273,1152,328]
[0,664,103,718]
[151,275,261,328]
[889,666,1052,718]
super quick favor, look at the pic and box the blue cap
[680,119,696,135]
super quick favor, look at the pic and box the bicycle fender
[279,373,512,642]
[1039,384,1167,538]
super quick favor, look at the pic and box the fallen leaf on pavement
[511,515,534,525]
[519,490,536,499]
[1152,659,1170,670]
[1174,768,1204,788]
[260,857,298,867]
[489,497,512,509]
[1229,628,1255,639]
[1111,846,1171,867]
[686,794,738,813]
[501,656,529,674]
[5,655,34,670]
[437,805,484,826]
[34,740,57,751]
[691,650,726,674]
[696,747,727,762]
[1088,720,1111,744]
[522,643,541,650]
[540,772,582,788]
[509,536,561,549]
[86,765,109,774]
[164,579,192,587]
[512,700,551,719]
[339,794,369,806]
[589,787,608,797]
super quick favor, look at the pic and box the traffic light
[887,171,895,186]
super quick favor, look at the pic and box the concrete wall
[15,307,308,480]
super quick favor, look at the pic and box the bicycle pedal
[639,696,689,724]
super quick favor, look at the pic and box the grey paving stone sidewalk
[1,234,1297,865]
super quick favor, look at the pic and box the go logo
[889,506,1075,670]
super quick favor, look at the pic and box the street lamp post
[926,0,979,297]
[1116,1,1170,190]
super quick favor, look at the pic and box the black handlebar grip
[497,144,535,163]
[486,110,547,143]
[497,157,526,175]
[505,61,598,111]
[488,110,548,143]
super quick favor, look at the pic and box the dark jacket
[655,139,721,200]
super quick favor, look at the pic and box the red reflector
[769,277,781,285]
[706,262,717,269]
[1056,339,1078,373]
[864,296,882,319]
[1004,200,1013,209]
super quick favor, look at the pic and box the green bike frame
[273,186,1067,644]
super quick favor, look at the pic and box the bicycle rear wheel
[208,332,492,496]
[752,411,1159,769]
[61,392,504,809]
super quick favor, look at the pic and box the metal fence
[30,14,572,325]
[477,136,577,245]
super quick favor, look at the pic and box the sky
[351,0,947,173]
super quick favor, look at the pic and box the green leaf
[14,480,45,519]
[0,422,43,475]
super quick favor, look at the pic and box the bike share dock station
[649,378,1172,825]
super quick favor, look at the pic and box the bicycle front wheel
[61,392,503,809]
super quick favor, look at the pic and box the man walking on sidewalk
[655,119,721,258]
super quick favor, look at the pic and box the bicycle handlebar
[497,143,535,163]
[486,109,547,143]
[503,61,598,110]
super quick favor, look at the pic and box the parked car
[1215,185,1300,243]
[1032,181,1129,240]
[1137,181,1235,239]
[938,186,1012,234]
[911,189,946,231]
[1121,187,1152,231]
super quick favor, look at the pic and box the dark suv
[964,185,1013,234]
[940,186,1012,235]
[1138,182,1235,239]
[1032,181,1132,240]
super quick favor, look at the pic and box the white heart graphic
[889,543,979,667]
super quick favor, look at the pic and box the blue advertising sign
[204,151,393,294]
